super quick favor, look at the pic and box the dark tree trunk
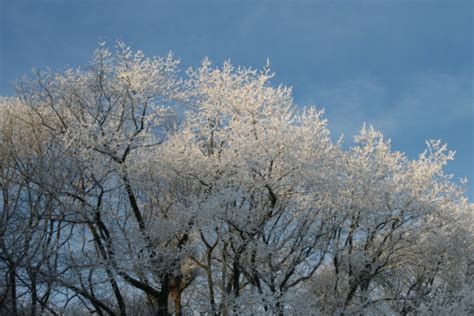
[232,260,240,297]
[9,265,17,316]
[157,274,170,316]
[110,275,127,316]
[275,300,284,316]
[30,269,37,316]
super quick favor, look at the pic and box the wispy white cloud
[302,75,389,139]
[378,72,473,133]
[302,72,473,144]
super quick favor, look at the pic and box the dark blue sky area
[1,0,473,197]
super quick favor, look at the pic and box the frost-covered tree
[1,43,472,315]
[10,42,184,315]
[0,97,70,315]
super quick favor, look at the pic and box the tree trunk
[30,269,37,316]
[232,260,240,315]
[275,300,284,316]
[106,269,126,316]
[220,242,228,316]
[169,275,183,316]
[157,274,170,316]
[9,265,17,316]
[205,249,217,316]
[170,287,182,316]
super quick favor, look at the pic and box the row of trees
[1,43,473,315]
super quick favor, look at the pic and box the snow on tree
[1,43,472,315]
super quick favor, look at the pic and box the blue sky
[1,0,473,197]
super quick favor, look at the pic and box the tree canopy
[1,43,473,315]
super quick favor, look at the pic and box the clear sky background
[1,0,473,198]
